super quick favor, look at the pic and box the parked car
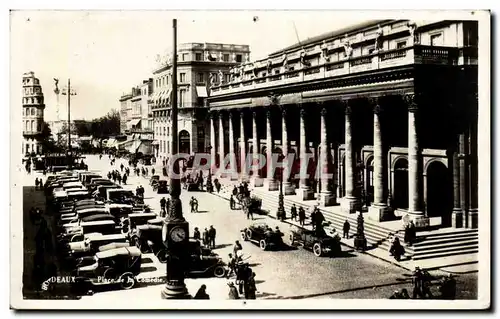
[288,225,342,257]
[131,224,167,262]
[240,223,284,250]
[184,240,226,278]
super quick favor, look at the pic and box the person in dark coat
[298,207,306,226]
[208,225,216,249]
[202,228,209,247]
[232,186,238,196]
[122,174,127,185]
[151,167,155,176]
[314,208,324,230]
[193,227,201,241]
[230,195,235,210]
[290,204,297,221]
[439,274,456,300]
[343,220,351,239]
[228,282,239,299]
[160,197,167,210]
[194,284,209,299]
[246,272,257,299]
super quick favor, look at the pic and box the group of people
[229,261,257,299]
[107,169,127,185]
[192,225,217,249]
[389,267,456,300]
[34,177,44,190]
[135,185,145,199]
[159,196,171,217]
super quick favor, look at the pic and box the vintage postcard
[9,9,490,310]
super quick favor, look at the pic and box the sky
[10,10,370,121]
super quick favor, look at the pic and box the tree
[40,122,61,154]
[91,109,120,140]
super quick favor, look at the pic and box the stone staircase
[216,179,478,263]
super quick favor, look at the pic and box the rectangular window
[197,73,204,83]
[195,53,202,61]
[225,74,231,83]
[236,54,242,62]
[163,127,166,136]
[430,33,443,46]
[179,90,186,107]
[182,53,188,61]
[167,143,169,154]
[166,76,169,85]
[167,127,170,136]
[180,73,186,83]
[223,54,230,62]
[397,41,407,49]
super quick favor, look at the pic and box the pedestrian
[343,220,351,239]
[117,174,122,185]
[166,198,171,216]
[122,174,127,185]
[35,178,39,189]
[314,208,325,230]
[232,186,238,196]
[298,206,306,226]
[233,240,242,257]
[290,204,297,221]
[246,272,257,299]
[227,282,239,299]
[193,227,201,241]
[236,262,247,295]
[408,221,416,246]
[190,196,199,213]
[246,203,254,220]
[439,274,456,300]
[120,163,124,172]
[194,284,210,299]
[202,228,209,246]
[208,225,216,249]
[160,197,167,210]
[412,267,434,299]
[152,167,155,176]
[107,172,112,180]
[227,253,237,278]
[230,195,235,210]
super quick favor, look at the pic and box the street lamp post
[277,167,285,221]
[62,79,76,168]
[161,19,191,300]
[206,145,213,192]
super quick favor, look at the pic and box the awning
[151,140,160,145]
[196,86,208,98]
[130,119,141,127]
[128,140,142,153]
[162,88,172,103]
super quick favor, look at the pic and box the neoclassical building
[207,20,478,229]
[151,42,250,162]
[22,71,46,155]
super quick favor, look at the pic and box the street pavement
[21,154,478,301]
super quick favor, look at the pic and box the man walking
[298,207,306,226]
[343,219,351,239]
[208,225,216,249]
[160,197,167,211]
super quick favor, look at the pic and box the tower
[22,71,45,155]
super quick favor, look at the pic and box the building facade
[119,92,132,134]
[152,42,251,162]
[207,20,478,230]
[22,71,46,155]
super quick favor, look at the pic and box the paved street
[21,154,477,300]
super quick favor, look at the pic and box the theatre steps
[411,229,478,261]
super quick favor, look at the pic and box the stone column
[228,113,237,180]
[266,110,278,191]
[368,99,393,221]
[239,112,247,182]
[251,111,263,187]
[318,108,335,206]
[468,93,478,229]
[405,94,428,228]
[297,108,314,200]
[452,144,463,228]
[459,132,469,227]
[281,108,295,195]
[210,113,216,172]
[218,112,225,176]
[341,102,359,213]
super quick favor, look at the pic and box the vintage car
[106,203,134,222]
[155,180,169,194]
[288,225,342,257]
[63,233,129,260]
[60,213,114,231]
[240,223,284,250]
[149,175,160,186]
[58,220,118,244]
[59,207,108,225]
[131,224,167,262]
[120,212,157,235]
[74,246,142,290]
[183,240,226,278]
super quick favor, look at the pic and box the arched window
[30,120,34,132]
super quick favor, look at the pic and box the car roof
[251,222,269,228]
[80,220,115,226]
[98,242,131,251]
[129,212,157,218]
[96,246,141,258]
[89,233,127,241]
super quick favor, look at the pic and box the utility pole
[161,18,191,300]
[62,79,76,167]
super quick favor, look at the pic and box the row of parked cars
[45,169,229,293]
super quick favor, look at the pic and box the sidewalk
[210,180,478,274]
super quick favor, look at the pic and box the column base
[296,187,315,201]
[161,281,191,299]
[318,191,336,207]
[341,196,360,214]
[467,209,478,229]
[407,212,430,229]
[266,179,279,191]
[367,204,394,222]
[452,208,464,228]
[251,176,264,187]
[282,181,295,195]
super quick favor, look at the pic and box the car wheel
[246,229,252,240]
[313,243,323,257]
[241,231,248,241]
[156,249,167,263]
[259,239,267,250]
[213,265,226,278]
[119,272,136,290]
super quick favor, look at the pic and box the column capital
[219,112,224,119]
[344,104,352,115]
[210,112,217,120]
[321,108,327,117]
[252,111,258,119]
[300,108,306,118]
[280,106,287,116]
[228,112,233,119]
[403,93,418,112]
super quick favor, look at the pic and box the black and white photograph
[8,9,490,310]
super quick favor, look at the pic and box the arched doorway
[426,161,453,226]
[393,158,409,210]
[365,156,374,206]
[179,130,190,154]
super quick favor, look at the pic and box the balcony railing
[210,45,461,97]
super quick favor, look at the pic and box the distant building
[22,71,45,155]
[152,42,251,161]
